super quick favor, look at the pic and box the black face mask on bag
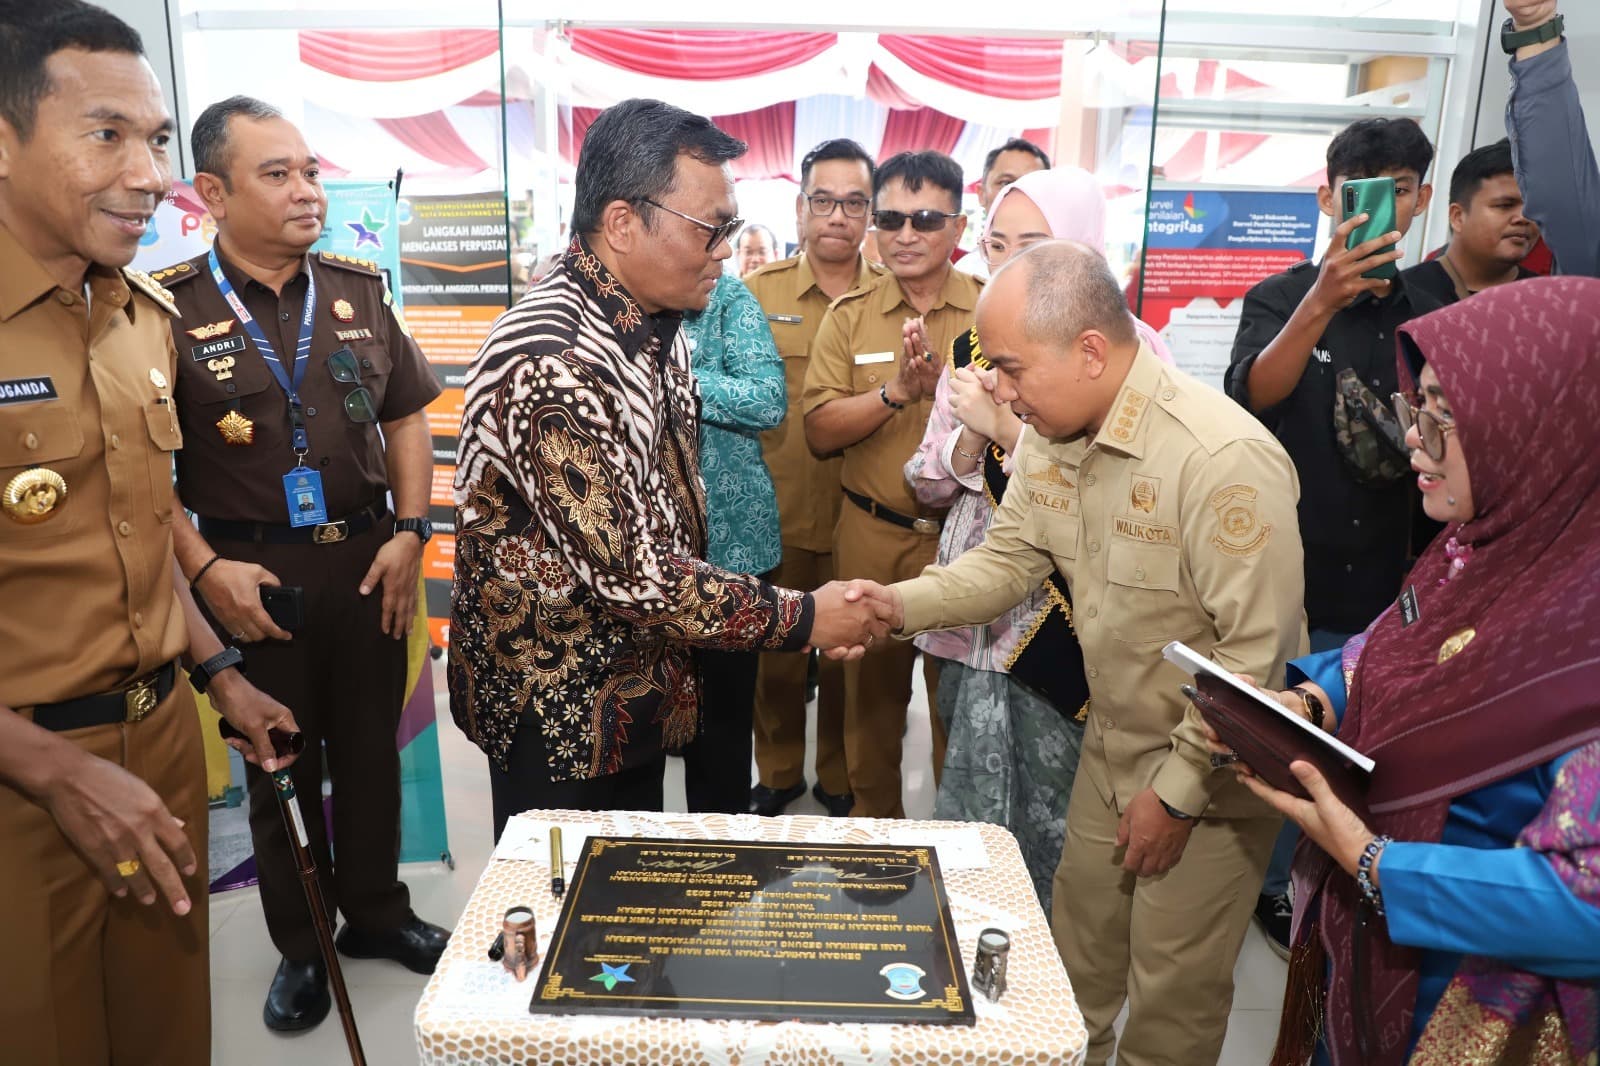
[1332,368,1411,484]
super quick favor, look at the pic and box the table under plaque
[415,810,1088,1066]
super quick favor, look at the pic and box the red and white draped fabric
[290,28,1291,188]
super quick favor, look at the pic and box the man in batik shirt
[451,99,886,837]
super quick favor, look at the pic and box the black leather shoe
[811,782,854,817]
[334,915,451,975]
[749,781,805,816]
[263,956,330,1032]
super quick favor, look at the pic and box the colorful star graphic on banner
[346,207,388,250]
[589,962,635,991]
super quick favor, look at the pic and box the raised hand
[889,316,944,406]
[809,580,893,660]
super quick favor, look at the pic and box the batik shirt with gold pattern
[451,237,813,779]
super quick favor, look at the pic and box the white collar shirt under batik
[450,237,812,780]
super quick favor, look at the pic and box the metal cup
[972,927,1010,1002]
[500,906,539,981]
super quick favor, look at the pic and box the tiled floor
[207,659,1286,1064]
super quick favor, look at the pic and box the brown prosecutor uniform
[743,253,879,798]
[801,266,982,817]
[896,344,1306,1066]
[158,247,440,961]
[0,223,209,1066]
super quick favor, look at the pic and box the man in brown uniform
[864,244,1304,1066]
[0,7,296,1064]
[157,96,447,1033]
[744,138,881,817]
[802,150,983,818]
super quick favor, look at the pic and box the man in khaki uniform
[803,150,982,818]
[0,7,295,1063]
[866,243,1303,1065]
[744,138,881,817]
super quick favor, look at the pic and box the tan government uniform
[802,266,983,817]
[159,247,440,962]
[0,224,209,1065]
[897,344,1306,1066]
[743,253,879,798]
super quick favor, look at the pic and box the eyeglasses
[641,199,745,251]
[328,347,377,423]
[1390,392,1457,462]
[806,194,871,219]
[872,208,962,233]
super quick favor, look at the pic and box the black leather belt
[844,488,941,536]
[32,661,178,731]
[199,502,386,546]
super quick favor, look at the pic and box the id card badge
[1398,584,1420,627]
[282,467,329,528]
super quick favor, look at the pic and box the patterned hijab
[985,168,1172,362]
[1290,276,1600,1065]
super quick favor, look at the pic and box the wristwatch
[1502,13,1563,53]
[190,645,245,695]
[1158,798,1195,821]
[394,516,433,544]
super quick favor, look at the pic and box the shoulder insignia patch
[123,268,181,317]
[148,261,198,285]
[317,251,380,275]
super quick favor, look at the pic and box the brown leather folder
[1183,676,1374,819]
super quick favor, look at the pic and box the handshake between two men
[804,580,908,660]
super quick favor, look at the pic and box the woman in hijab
[903,167,1171,910]
[1210,275,1600,1065]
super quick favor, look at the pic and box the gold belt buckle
[124,676,158,722]
[912,517,940,536]
[312,520,349,544]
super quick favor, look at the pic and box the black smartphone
[260,585,305,632]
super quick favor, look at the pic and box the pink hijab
[985,167,1172,362]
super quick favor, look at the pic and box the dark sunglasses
[1390,392,1456,462]
[641,199,745,252]
[872,208,962,233]
[327,347,377,424]
[806,194,871,219]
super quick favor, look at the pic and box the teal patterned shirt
[684,274,785,575]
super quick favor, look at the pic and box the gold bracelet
[954,439,985,460]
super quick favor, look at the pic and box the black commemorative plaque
[529,836,974,1024]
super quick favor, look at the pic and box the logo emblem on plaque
[879,962,928,1001]
[589,962,635,991]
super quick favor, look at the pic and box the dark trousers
[490,715,665,842]
[683,646,761,813]
[1,687,210,1066]
[211,518,411,961]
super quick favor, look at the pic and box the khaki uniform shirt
[156,249,440,523]
[801,267,983,518]
[0,224,187,706]
[898,344,1307,818]
[744,254,880,553]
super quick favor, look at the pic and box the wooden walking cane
[272,769,368,1066]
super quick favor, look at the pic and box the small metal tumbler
[500,906,539,981]
[971,927,1011,1002]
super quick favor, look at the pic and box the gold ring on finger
[116,858,142,877]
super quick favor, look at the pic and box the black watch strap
[394,516,432,544]
[1503,13,1563,53]
[1158,798,1195,821]
[190,645,245,695]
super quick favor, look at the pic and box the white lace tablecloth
[415,810,1087,1066]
